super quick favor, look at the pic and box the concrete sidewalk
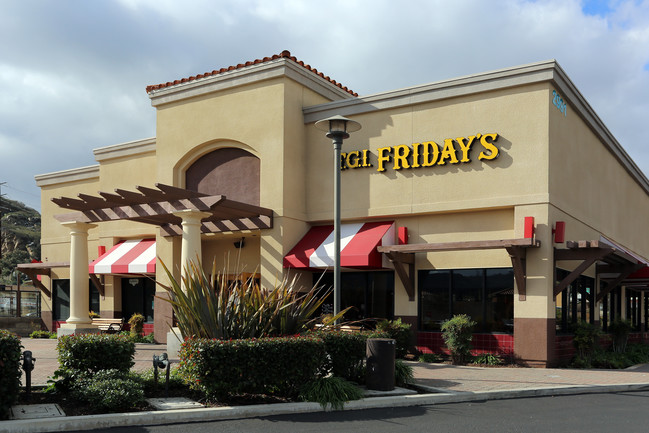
[6,338,649,433]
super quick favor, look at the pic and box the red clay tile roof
[145,50,358,97]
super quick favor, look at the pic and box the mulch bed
[15,386,290,417]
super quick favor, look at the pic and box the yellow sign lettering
[438,139,459,165]
[346,151,361,169]
[478,133,499,161]
[456,136,476,163]
[377,146,392,172]
[422,141,439,167]
[393,145,411,170]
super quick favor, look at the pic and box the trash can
[366,338,395,391]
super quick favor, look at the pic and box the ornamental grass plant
[158,258,345,340]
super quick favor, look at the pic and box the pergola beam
[52,184,273,236]
[377,237,540,254]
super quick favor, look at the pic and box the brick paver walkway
[410,362,649,392]
[17,338,649,392]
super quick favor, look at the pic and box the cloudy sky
[1,0,648,211]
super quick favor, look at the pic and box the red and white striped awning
[89,239,156,275]
[284,221,396,269]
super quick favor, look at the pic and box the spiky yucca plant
[158,258,344,340]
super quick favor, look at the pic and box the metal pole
[333,137,342,321]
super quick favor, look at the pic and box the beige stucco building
[28,51,649,367]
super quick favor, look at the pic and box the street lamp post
[314,115,361,322]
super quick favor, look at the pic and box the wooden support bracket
[506,246,527,301]
[553,247,612,297]
[384,252,415,301]
[90,274,105,297]
[596,263,644,302]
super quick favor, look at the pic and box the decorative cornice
[35,165,99,187]
[147,56,355,107]
[93,137,156,162]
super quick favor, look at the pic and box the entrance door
[121,277,155,323]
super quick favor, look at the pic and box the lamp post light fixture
[314,115,361,322]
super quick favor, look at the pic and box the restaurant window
[315,271,394,323]
[53,279,99,321]
[419,268,514,333]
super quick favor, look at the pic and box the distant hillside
[0,197,40,284]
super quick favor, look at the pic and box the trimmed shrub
[0,330,22,420]
[299,376,364,410]
[441,314,476,365]
[29,330,56,339]
[128,313,145,337]
[135,366,187,394]
[179,335,327,400]
[57,333,135,373]
[572,321,601,366]
[71,369,145,413]
[315,330,388,382]
[376,318,413,359]
[609,319,633,353]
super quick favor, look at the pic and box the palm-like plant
[157,258,344,340]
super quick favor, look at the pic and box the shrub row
[0,330,22,420]
[57,333,135,373]
[179,335,327,399]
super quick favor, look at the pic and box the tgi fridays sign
[341,132,500,172]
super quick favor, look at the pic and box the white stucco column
[173,209,211,283]
[58,221,98,336]
[167,210,210,358]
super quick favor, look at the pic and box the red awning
[284,221,396,269]
[89,239,156,275]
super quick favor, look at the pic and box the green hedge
[315,329,388,382]
[57,334,135,374]
[0,330,22,420]
[71,370,145,413]
[179,335,326,400]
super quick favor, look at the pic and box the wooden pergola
[17,183,274,298]
[378,237,541,302]
[554,239,648,301]
[51,183,273,236]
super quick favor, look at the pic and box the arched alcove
[185,147,260,206]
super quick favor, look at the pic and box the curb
[3,383,649,433]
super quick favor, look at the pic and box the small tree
[441,314,476,365]
[128,313,145,338]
